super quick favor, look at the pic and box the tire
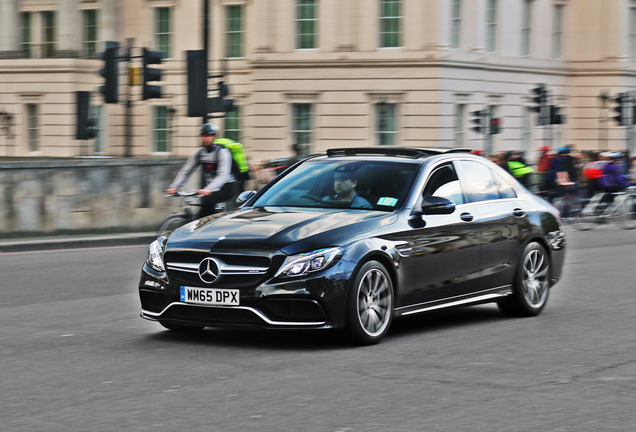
[612,196,636,230]
[345,261,394,345]
[157,215,189,237]
[498,242,551,317]
[159,321,204,333]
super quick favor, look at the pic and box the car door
[395,162,483,307]
[455,160,528,290]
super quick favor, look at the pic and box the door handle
[513,208,526,217]
[460,212,474,222]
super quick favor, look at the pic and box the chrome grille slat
[165,253,273,288]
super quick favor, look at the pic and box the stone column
[467,0,486,54]
[100,0,121,45]
[0,0,20,55]
[437,0,452,51]
[57,0,82,56]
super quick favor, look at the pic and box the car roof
[324,147,474,160]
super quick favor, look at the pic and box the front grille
[162,305,263,326]
[164,251,275,288]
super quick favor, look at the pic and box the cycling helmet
[199,123,218,135]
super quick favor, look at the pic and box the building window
[27,104,39,152]
[521,0,532,57]
[292,104,313,153]
[552,4,564,59]
[226,5,244,58]
[224,107,242,142]
[21,13,32,58]
[93,105,105,154]
[376,103,397,146]
[454,104,465,148]
[486,0,497,53]
[42,11,56,58]
[152,106,171,153]
[296,0,318,49]
[450,0,462,49]
[154,7,172,58]
[379,0,402,48]
[83,9,99,59]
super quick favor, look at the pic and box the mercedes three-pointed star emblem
[198,257,220,284]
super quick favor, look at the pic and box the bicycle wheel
[569,198,596,231]
[612,196,636,230]
[553,196,578,227]
[157,215,190,237]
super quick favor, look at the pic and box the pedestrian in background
[537,146,553,192]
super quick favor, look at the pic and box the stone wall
[0,158,187,236]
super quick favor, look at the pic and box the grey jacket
[169,144,236,192]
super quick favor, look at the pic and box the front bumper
[138,259,355,330]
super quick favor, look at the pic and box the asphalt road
[1,226,635,432]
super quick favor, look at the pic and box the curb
[0,232,157,253]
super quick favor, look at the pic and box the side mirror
[236,190,256,206]
[421,196,456,215]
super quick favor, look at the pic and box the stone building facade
[1,0,636,164]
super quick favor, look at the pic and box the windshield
[252,159,419,211]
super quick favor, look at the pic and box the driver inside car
[322,171,373,209]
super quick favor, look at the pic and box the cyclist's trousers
[198,182,237,218]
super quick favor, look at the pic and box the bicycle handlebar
[165,191,201,198]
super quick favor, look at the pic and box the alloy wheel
[356,268,392,337]
[521,248,549,308]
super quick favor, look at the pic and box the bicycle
[156,191,201,237]
[571,186,636,231]
[544,185,586,228]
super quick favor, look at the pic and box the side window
[457,160,499,203]
[493,169,517,199]
[423,163,465,205]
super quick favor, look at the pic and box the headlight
[146,237,166,272]
[274,247,342,278]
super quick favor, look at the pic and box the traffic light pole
[628,91,635,155]
[203,0,210,124]
[125,38,134,158]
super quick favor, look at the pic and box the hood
[165,207,397,255]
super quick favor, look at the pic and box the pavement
[0,231,158,253]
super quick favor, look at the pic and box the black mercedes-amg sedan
[139,148,566,344]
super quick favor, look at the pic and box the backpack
[215,138,251,182]
[583,161,608,180]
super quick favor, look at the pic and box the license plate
[180,286,240,306]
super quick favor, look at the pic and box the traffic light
[471,109,487,134]
[549,105,564,125]
[531,83,549,126]
[75,91,96,140]
[531,84,547,113]
[99,42,119,104]
[142,48,163,100]
[490,118,502,134]
[186,50,207,117]
[613,92,628,126]
[207,81,236,114]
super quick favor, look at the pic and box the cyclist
[506,152,535,187]
[165,123,236,218]
[599,152,632,205]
